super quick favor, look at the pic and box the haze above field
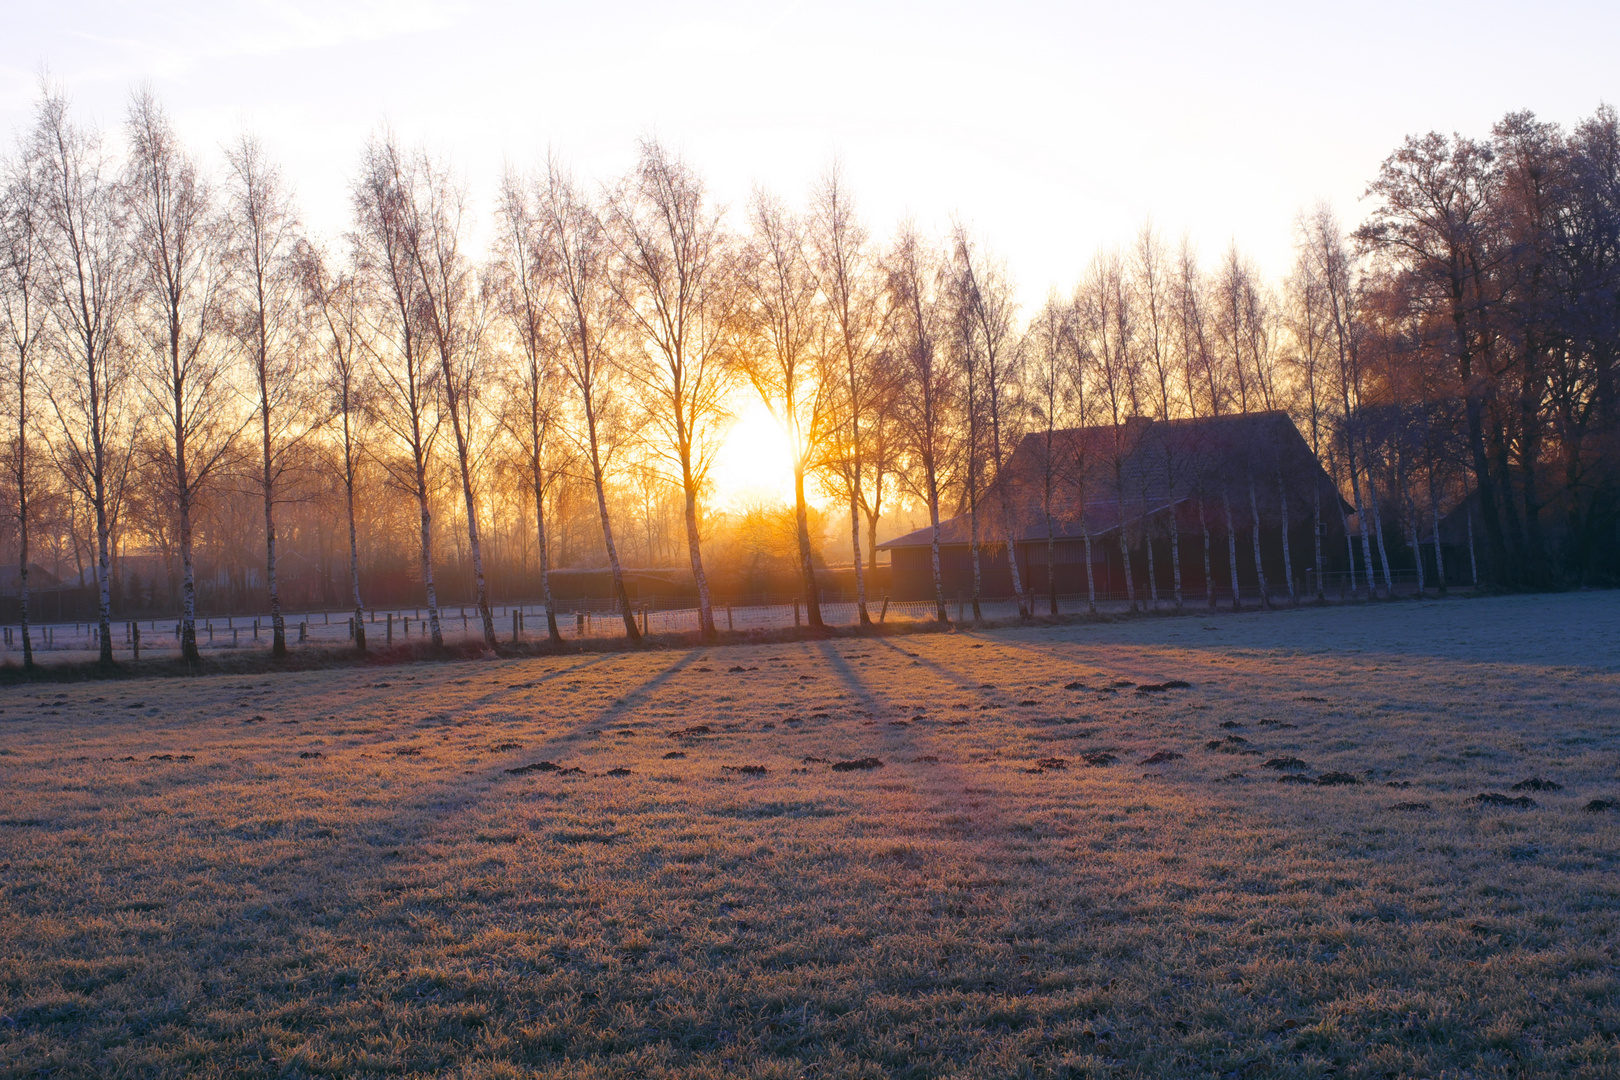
[3,0,1614,297]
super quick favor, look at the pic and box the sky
[3,0,1616,509]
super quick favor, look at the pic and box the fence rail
[0,575,1480,662]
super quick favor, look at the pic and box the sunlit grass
[2,593,1618,1078]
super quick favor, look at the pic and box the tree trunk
[1200,500,1215,612]
[1045,504,1058,616]
[1432,502,1447,597]
[1313,488,1325,603]
[1082,524,1097,614]
[850,477,870,626]
[1467,509,1479,586]
[1365,467,1394,597]
[1277,474,1296,606]
[261,400,285,658]
[412,442,445,649]
[1144,517,1159,611]
[968,485,982,622]
[1170,510,1183,611]
[1003,513,1028,620]
[453,428,497,649]
[587,417,639,643]
[1223,488,1242,611]
[345,439,366,653]
[17,433,31,669]
[1116,487,1137,613]
[794,463,823,629]
[534,468,560,645]
[681,457,716,639]
[1247,475,1271,610]
[927,471,947,623]
[1345,447,1377,599]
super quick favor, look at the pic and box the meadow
[2,592,1618,1079]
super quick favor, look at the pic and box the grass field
[3,591,1619,1078]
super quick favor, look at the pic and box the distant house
[877,412,1353,603]
[0,563,61,594]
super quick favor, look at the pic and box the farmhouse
[878,412,1354,603]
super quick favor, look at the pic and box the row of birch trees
[4,87,1618,665]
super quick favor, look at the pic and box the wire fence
[1,571,1478,664]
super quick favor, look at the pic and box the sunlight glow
[708,399,797,512]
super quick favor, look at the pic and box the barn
[877,412,1354,605]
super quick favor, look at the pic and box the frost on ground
[2,591,1619,1078]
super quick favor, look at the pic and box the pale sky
[4,0,1615,511]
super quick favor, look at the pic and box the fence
[0,573,1478,663]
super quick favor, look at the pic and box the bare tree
[225,133,306,656]
[1079,250,1143,611]
[299,242,368,650]
[534,158,639,641]
[495,167,566,644]
[607,141,732,639]
[390,145,498,648]
[739,191,830,627]
[124,89,240,663]
[885,224,955,622]
[1025,292,1071,614]
[33,87,133,664]
[810,165,886,625]
[352,134,444,647]
[1,133,46,667]
[1305,208,1381,599]
[952,225,1028,618]
[1134,223,1182,608]
[1285,212,1333,602]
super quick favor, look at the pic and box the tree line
[3,84,1616,667]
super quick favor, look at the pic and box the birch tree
[1,136,45,668]
[952,225,1027,617]
[607,142,732,639]
[495,167,565,644]
[299,242,368,650]
[352,135,444,647]
[810,166,885,624]
[392,145,498,648]
[886,224,954,622]
[225,133,306,657]
[739,191,829,627]
[534,158,640,641]
[1025,293,1071,614]
[33,88,131,665]
[124,89,240,663]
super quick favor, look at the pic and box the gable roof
[879,411,1351,551]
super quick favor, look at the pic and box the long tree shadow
[813,640,1019,842]
[868,635,986,691]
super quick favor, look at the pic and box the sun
[708,398,798,512]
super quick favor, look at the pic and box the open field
[2,592,1619,1078]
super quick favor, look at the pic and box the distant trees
[3,85,1619,661]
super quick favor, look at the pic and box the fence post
[880,595,890,623]
[726,606,733,631]
[793,598,801,627]
[576,610,585,634]
[386,613,394,643]
[299,621,308,643]
[512,608,520,642]
[132,622,140,660]
[641,607,649,636]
